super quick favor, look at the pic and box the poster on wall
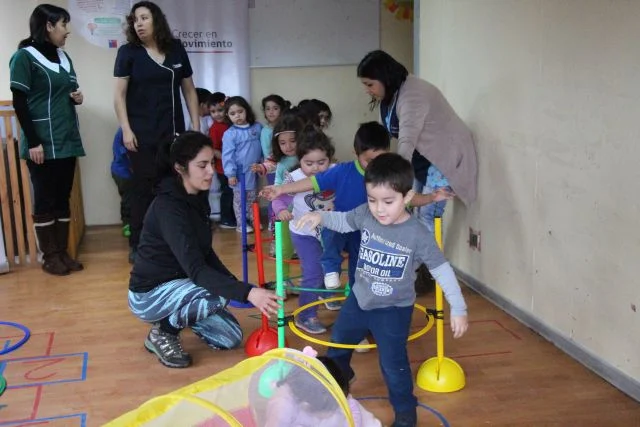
[69,0,250,99]
[155,0,250,99]
[68,0,130,48]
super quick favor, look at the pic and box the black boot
[34,214,69,276]
[54,218,83,271]
[415,263,435,296]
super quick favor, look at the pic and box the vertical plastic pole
[275,221,286,348]
[416,215,465,392]
[240,169,248,284]
[434,216,444,364]
[253,202,269,331]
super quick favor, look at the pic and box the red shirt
[209,121,229,174]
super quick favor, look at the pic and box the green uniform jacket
[9,46,85,160]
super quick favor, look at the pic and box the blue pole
[240,167,248,284]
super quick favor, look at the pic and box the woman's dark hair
[297,99,332,127]
[261,94,290,114]
[224,96,256,126]
[276,356,348,413]
[317,356,349,397]
[19,4,71,48]
[271,115,305,162]
[296,124,335,162]
[207,92,226,107]
[157,131,212,181]
[126,1,173,53]
[357,50,409,107]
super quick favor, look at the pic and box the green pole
[275,221,286,348]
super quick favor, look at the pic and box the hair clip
[274,130,296,137]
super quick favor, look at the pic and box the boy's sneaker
[321,297,343,311]
[295,317,327,335]
[144,324,192,368]
[236,224,254,234]
[354,337,371,353]
[391,410,418,427]
[218,221,236,229]
[324,272,341,289]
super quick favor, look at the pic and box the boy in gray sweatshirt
[296,152,468,427]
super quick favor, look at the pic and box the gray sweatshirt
[319,204,467,316]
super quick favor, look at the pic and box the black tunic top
[114,39,193,147]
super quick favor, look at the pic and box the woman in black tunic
[113,1,200,263]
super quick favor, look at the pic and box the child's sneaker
[391,409,418,427]
[324,272,341,289]
[144,324,191,368]
[236,224,254,234]
[355,337,371,353]
[218,220,236,229]
[295,317,327,334]
[321,297,343,311]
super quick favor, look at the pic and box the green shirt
[9,46,85,160]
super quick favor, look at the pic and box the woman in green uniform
[9,4,85,276]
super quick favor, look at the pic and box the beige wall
[0,1,412,225]
[419,0,639,381]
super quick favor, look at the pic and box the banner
[155,0,250,100]
[69,0,250,99]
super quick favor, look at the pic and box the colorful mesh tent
[104,348,355,427]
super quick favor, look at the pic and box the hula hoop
[0,321,31,356]
[0,375,6,397]
[287,297,434,349]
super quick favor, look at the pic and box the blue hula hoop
[0,321,31,356]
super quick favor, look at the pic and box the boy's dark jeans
[326,292,418,414]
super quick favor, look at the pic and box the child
[271,125,335,334]
[208,92,236,229]
[419,164,454,233]
[255,115,305,290]
[298,98,332,130]
[260,94,289,161]
[222,96,263,233]
[264,351,382,426]
[195,87,213,134]
[296,153,468,427]
[262,122,391,312]
[110,128,133,238]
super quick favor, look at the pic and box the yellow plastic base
[416,357,466,393]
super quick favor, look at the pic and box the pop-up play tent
[104,348,355,426]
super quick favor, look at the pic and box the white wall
[0,1,412,225]
[419,0,640,381]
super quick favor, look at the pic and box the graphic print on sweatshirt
[357,227,412,297]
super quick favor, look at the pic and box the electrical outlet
[469,227,481,251]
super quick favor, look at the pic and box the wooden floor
[0,225,639,426]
